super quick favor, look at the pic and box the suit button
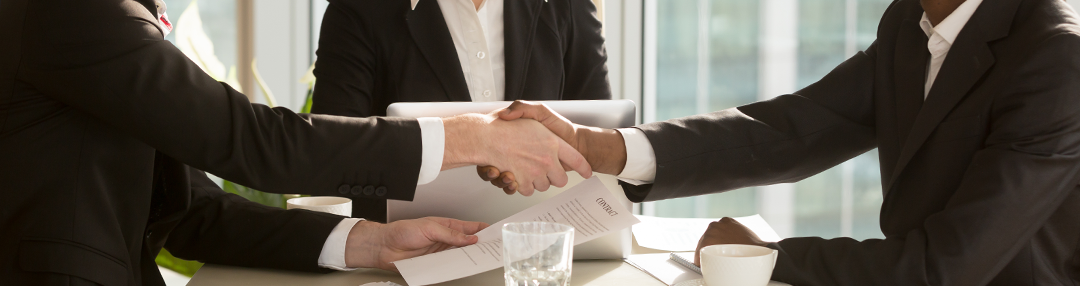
[338,185,351,195]
[350,186,362,195]
[375,186,387,196]
[363,186,375,195]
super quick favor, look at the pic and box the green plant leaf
[155,249,203,277]
[223,181,287,209]
[300,86,315,114]
[299,63,316,113]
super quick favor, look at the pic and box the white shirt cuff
[616,128,657,185]
[318,218,363,271]
[417,117,444,185]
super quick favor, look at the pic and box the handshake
[346,101,630,272]
[440,101,627,196]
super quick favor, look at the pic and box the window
[632,0,893,240]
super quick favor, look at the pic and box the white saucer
[674,279,706,286]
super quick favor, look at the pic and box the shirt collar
[918,0,984,45]
[413,0,499,11]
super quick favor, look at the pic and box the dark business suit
[621,0,1080,285]
[0,0,425,285]
[311,0,611,221]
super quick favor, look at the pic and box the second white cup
[699,244,777,286]
[286,196,352,217]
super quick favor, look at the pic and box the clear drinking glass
[502,222,575,286]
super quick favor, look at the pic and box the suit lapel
[407,0,472,102]
[893,19,929,146]
[886,0,1020,191]
[503,0,544,101]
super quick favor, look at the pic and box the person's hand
[442,110,592,196]
[344,217,489,272]
[693,217,768,266]
[475,101,627,194]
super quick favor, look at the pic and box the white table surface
[188,258,660,286]
[188,238,679,286]
[186,238,783,286]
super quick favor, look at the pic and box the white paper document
[625,253,792,286]
[624,253,703,285]
[394,177,641,286]
[632,214,781,252]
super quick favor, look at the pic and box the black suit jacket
[311,0,611,221]
[0,0,425,285]
[622,0,1080,285]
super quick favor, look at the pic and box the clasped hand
[442,104,613,196]
[466,100,627,196]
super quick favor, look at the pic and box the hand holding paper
[393,177,640,286]
[344,217,488,271]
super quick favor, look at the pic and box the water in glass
[505,268,571,286]
[502,222,575,286]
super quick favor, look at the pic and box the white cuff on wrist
[318,218,364,271]
[417,117,445,185]
[616,128,657,185]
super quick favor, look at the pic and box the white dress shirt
[616,1,983,185]
[415,0,507,102]
[919,0,983,98]
[318,0,512,271]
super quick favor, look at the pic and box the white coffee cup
[699,244,777,286]
[286,196,352,217]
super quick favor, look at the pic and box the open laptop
[386,100,637,260]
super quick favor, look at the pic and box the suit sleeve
[561,0,612,100]
[164,168,344,272]
[765,33,1080,286]
[16,0,420,200]
[620,42,880,202]
[311,2,379,117]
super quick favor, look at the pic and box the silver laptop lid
[385,100,636,129]
[385,100,637,260]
